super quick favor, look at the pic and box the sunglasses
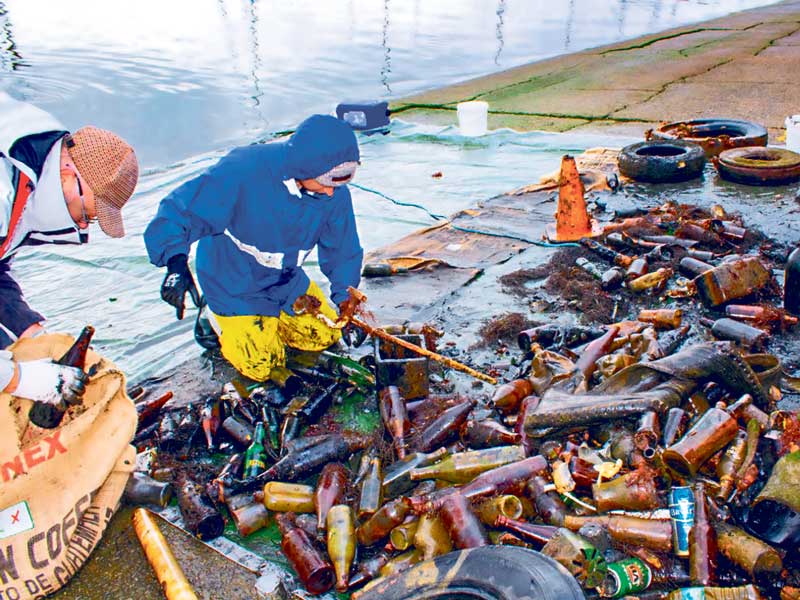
[74,172,97,225]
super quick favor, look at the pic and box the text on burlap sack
[0,492,112,599]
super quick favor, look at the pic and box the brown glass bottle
[413,513,452,559]
[634,411,661,459]
[638,309,683,330]
[716,432,747,501]
[527,475,567,526]
[663,404,739,478]
[461,418,521,448]
[461,455,548,500]
[358,456,383,520]
[715,521,782,584]
[348,551,391,589]
[411,399,475,452]
[491,379,533,415]
[592,469,660,512]
[607,515,673,553]
[29,325,95,428]
[785,246,800,315]
[314,462,348,530]
[689,482,717,586]
[275,512,334,595]
[409,445,526,484]
[438,493,488,549]
[381,448,448,499]
[725,304,799,329]
[221,415,254,448]
[494,516,557,547]
[662,407,689,447]
[626,256,649,281]
[262,482,315,513]
[136,390,174,429]
[326,505,356,592]
[357,499,409,546]
[379,386,411,459]
[58,325,95,369]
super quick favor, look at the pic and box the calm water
[0,0,781,380]
[0,0,780,166]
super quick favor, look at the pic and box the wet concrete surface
[56,507,258,600]
[417,164,800,410]
[392,0,800,141]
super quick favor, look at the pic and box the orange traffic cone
[545,155,602,243]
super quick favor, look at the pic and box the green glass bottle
[243,422,268,479]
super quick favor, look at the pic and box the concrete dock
[391,0,800,142]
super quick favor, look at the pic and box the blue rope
[350,183,447,221]
[350,182,579,248]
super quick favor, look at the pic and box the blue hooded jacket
[144,115,363,317]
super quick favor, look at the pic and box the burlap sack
[0,334,136,599]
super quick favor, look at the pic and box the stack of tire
[617,118,800,186]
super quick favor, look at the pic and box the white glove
[14,359,87,406]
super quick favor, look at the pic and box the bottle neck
[252,423,265,445]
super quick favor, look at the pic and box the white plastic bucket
[785,114,800,152]
[457,101,489,136]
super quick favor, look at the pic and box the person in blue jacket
[144,114,363,382]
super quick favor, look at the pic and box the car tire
[715,146,800,186]
[618,140,707,183]
[648,118,768,157]
[353,546,586,600]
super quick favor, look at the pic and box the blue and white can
[669,485,695,557]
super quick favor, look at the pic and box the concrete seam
[390,105,652,125]
[600,28,730,54]
[753,22,800,56]
[606,55,735,119]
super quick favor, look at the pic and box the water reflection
[494,0,505,65]
[618,0,629,37]
[247,0,268,130]
[381,0,392,94]
[0,0,780,166]
[565,0,576,51]
[0,2,23,72]
[649,0,664,30]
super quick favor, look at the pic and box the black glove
[161,254,201,320]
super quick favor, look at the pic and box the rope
[350,182,579,248]
[350,182,447,221]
